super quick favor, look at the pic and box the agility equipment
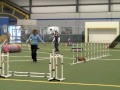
[109,35,120,48]
[2,44,21,53]
[0,40,10,78]
[0,48,65,81]
[72,41,110,65]
[49,49,65,81]
[71,43,83,52]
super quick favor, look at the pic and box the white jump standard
[0,40,10,78]
[49,50,65,81]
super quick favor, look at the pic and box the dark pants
[31,45,38,62]
[54,43,59,52]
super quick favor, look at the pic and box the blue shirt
[27,34,44,45]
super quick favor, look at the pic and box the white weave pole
[55,53,58,79]
[87,43,90,60]
[84,43,86,60]
[100,41,102,57]
[61,54,64,80]
[91,42,93,59]
[1,53,4,76]
[107,40,110,56]
[49,52,52,79]
[96,42,99,58]
[80,42,82,58]
[102,41,104,57]
[104,41,106,56]
[106,40,109,56]
[6,52,9,76]
[86,43,87,59]
[72,44,75,64]
[52,49,55,79]
[89,42,91,59]
[77,43,79,63]
[93,41,96,59]
[105,40,107,56]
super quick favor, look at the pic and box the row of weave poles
[72,41,110,65]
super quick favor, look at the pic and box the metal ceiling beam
[20,2,120,8]
[21,4,75,7]
[21,3,118,8]
[29,0,32,15]
[108,0,111,12]
[1,0,29,14]
[76,0,79,12]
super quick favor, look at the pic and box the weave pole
[71,40,110,65]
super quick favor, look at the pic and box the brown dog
[75,56,86,63]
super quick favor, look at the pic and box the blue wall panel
[0,17,9,35]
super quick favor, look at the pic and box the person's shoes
[34,60,37,63]
[33,59,36,63]
[56,51,59,54]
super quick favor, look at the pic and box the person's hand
[26,40,28,43]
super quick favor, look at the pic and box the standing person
[82,31,85,43]
[67,36,70,45]
[52,31,60,53]
[26,29,46,62]
[7,32,11,44]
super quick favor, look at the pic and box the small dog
[75,56,86,63]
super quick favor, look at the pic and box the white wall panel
[32,0,76,5]
[31,13,78,19]
[89,29,116,43]
[79,5,108,12]
[37,20,76,27]
[79,12,109,18]
[32,6,76,13]
[23,7,30,11]
[111,12,120,18]
[85,22,119,43]
[31,12,120,19]
[10,0,29,6]
[111,0,120,3]
[79,0,108,4]
[111,4,120,11]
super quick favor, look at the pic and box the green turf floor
[0,43,120,90]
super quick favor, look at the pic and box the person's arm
[37,35,45,45]
[58,36,60,44]
[26,35,32,43]
[52,37,55,43]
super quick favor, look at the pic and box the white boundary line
[95,59,120,61]
[10,56,31,57]
[109,50,120,51]
[22,51,50,54]
[37,48,71,50]
[10,56,49,59]
[10,56,120,61]
[8,58,49,62]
